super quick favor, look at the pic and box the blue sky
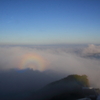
[0,0,100,45]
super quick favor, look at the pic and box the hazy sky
[0,0,100,45]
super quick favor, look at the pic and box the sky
[0,0,100,45]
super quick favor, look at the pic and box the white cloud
[0,45,100,87]
[83,44,100,54]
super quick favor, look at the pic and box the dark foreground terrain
[1,73,100,100]
[27,75,100,100]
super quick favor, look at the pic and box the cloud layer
[83,44,100,54]
[0,44,100,87]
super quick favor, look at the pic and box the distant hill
[29,74,91,100]
[50,74,90,87]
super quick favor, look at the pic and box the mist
[0,44,100,99]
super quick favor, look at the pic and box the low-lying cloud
[0,44,100,88]
[83,44,100,54]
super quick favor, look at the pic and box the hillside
[29,74,93,100]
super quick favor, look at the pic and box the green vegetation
[67,74,90,87]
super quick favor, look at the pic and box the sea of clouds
[0,44,100,88]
